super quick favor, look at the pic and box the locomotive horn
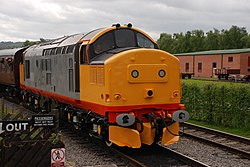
[116,23,121,29]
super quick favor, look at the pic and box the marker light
[158,69,166,77]
[131,70,139,78]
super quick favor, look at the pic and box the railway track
[60,121,144,167]
[61,120,209,167]
[116,143,209,166]
[183,122,250,159]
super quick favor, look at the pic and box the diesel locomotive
[0,24,189,148]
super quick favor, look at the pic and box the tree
[223,26,248,49]
[156,25,250,54]
[157,33,174,53]
[23,40,36,47]
[190,30,205,52]
[204,28,220,50]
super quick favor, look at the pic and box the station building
[174,48,250,78]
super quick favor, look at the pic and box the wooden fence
[0,98,64,167]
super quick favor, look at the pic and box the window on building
[212,62,217,68]
[228,57,233,62]
[25,60,30,79]
[198,63,202,73]
[185,63,189,72]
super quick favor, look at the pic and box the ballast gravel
[61,128,250,167]
[61,130,135,167]
[167,137,250,167]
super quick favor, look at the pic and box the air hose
[161,117,185,137]
[135,117,144,133]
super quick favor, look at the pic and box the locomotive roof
[24,26,156,57]
[24,28,105,57]
[32,28,104,48]
[0,48,23,57]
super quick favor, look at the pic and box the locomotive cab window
[115,29,136,47]
[80,45,87,64]
[93,32,114,55]
[89,28,158,63]
[137,33,155,48]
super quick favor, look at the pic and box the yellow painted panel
[80,65,107,105]
[140,123,155,145]
[109,126,141,148]
[19,64,24,85]
[90,67,97,84]
[97,67,104,85]
[161,122,179,145]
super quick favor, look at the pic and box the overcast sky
[1,0,250,42]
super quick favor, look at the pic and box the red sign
[51,148,65,167]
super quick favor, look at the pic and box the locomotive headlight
[131,70,139,78]
[158,69,166,78]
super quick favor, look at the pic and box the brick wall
[176,52,250,78]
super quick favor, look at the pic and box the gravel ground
[61,130,135,167]
[62,129,250,167]
[167,137,250,167]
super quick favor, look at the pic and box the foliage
[23,38,48,47]
[0,41,23,50]
[23,40,36,47]
[182,80,250,130]
[157,25,250,54]
[0,38,48,49]
[48,132,61,144]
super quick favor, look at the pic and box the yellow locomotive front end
[105,49,188,148]
[79,24,189,148]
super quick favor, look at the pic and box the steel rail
[183,122,250,159]
[183,122,250,144]
[157,145,210,167]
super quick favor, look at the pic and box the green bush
[182,80,250,129]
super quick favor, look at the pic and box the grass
[188,119,250,138]
[182,78,250,87]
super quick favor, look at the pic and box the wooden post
[2,99,4,118]
[0,141,5,167]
